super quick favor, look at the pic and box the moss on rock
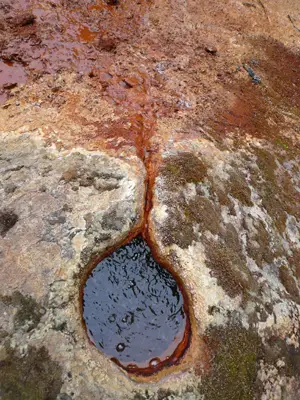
[228,170,253,207]
[159,153,220,249]
[160,152,207,192]
[0,345,63,400]
[200,322,262,400]
[160,193,221,249]
[253,148,299,233]
[264,336,300,378]
[203,223,257,299]
[291,249,300,280]
[245,218,279,268]
[1,292,44,331]
[279,265,300,302]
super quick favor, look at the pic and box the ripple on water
[82,236,188,374]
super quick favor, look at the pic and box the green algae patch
[1,292,44,331]
[0,345,63,400]
[200,323,261,400]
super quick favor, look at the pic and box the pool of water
[82,236,189,374]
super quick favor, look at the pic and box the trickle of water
[82,236,188,373]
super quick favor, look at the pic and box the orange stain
[78,25,98,42]
[3,60,14,67]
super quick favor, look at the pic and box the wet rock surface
[0,0,300,399]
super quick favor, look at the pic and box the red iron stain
[78,26,98,42]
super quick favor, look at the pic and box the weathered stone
[149,138,300,399]
[0,0,300,398]
[0,345,63,400]
[0,131,146,398]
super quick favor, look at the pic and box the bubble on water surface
[116,343,125,352]
[149,358,160,367]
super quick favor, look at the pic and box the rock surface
[0,0,300,399]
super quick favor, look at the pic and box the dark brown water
[82,236,188,374]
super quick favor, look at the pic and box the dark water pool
[82,236,188,374]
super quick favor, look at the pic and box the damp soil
[82,235,190,375]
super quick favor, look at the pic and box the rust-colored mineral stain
[82,236,190,375]
[78,26,98,42]
[0,60,27,88]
